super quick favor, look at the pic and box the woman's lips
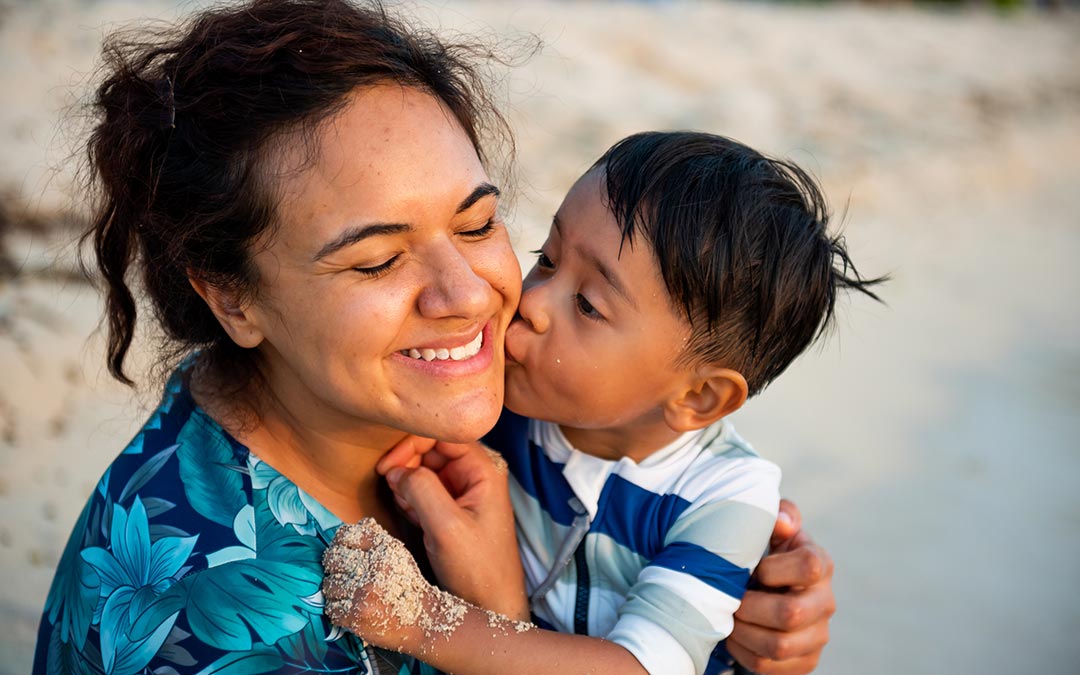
[393,322,495,376]
[399,330,483,362]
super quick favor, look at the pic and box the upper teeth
[403,331,483,362]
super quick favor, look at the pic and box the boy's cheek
[501,365,533,415]
[503,365,561,421]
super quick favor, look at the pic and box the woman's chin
[436,416,501,443]
[408,400,503,443]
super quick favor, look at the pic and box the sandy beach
[2,1,1079,673]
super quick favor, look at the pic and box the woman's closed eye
[458,218,497,239]
[353,255,399,278]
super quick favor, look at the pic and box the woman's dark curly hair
[84,0,512,388]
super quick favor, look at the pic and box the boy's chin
[503,366,576,424]
[502,379,543,420]
[501,389,532,418]
[502,391,566,426]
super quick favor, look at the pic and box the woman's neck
[191,366,407,533]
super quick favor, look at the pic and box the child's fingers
[376,436,437,475]
[412,443,493,500]
[432,441,476,460]
[418,440,486,473]
[376,441,415,474]
[322,573,359,602]
[386,466,463,534]
[329,518,380,551]
[436,447,505,499]
[392,492,421,527]
[323,544,369,576]
[324,599,357,632]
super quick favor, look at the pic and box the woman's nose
[516,276,550,334]
[417,244,491,319]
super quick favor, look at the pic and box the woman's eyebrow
[457,182,500,213]
[313,223,410,261]
[313,183,499,262]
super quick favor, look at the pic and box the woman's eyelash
[353,256,398,277]
[459,218,496,238]
[353,218,495,277]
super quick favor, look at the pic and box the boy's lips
[503,318,527,365]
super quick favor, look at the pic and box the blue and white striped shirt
[485,410,780,675]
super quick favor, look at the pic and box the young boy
[322,131,880,675]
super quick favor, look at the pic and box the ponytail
[80,0,513,388]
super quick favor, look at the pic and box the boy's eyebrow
[553,215,637,309]
[314,182,500,261]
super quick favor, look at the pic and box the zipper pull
[530,497,590,603]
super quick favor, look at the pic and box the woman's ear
[663,366,749,433]
[188,277,265,349]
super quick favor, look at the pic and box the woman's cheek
[481,234,522,299]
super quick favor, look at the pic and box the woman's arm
[323,518,649,675]
[728,500,836,675]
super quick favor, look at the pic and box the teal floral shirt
[33,370,438,675]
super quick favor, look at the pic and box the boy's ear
[188,276,265,349]
[663,366,748,433]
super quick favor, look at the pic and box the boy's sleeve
[606,458,781,675]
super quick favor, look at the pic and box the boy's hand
[377,437,529,620]
[323,518,437,652]
[728,500,835,675]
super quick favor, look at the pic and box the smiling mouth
[400,331,484,362]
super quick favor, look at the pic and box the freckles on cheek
[362,287,413,324]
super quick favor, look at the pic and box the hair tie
[155,76,176,130]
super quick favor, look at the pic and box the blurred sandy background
[2,0,1079,673]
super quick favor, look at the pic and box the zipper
[572,538,590,634]
[529,497,590,606]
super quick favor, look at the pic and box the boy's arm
[324,519,649,675]
[604,458,782,675]
[376,437,529,620]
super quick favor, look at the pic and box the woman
[32,1,833,673]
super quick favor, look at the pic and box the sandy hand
[374,438,528,620]
[322,518,469,654]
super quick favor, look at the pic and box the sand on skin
[2,2,1079,674]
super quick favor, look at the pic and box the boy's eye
[575,293,603,321]
[460,218,496,238]
[532,250,554,269]
[353,255,399,277]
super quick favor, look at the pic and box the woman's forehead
[272,85,490,240]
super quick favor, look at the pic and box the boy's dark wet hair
[595,131,884,396]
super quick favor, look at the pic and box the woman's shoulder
[94,372,252,538]
[37,374,346,674]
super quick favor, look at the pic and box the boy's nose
[516,279,550,334]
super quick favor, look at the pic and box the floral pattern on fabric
[33,371,439,675]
